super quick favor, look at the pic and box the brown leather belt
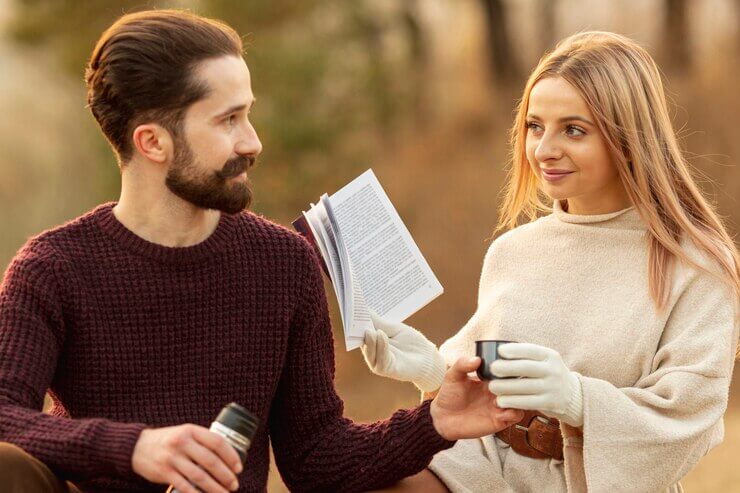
[495,410,564,461]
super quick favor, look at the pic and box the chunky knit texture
[429,200,738,493]
[0,203,453,493]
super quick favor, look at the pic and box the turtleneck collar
[95,202,236,264]
[552,199,646,230]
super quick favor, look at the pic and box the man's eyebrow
[527,114,594,125]
[213,99,256,119]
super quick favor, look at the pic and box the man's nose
[235,122,262,157]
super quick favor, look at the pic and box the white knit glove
[361,312,446,393]
[487,343,584,427]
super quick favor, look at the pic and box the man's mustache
[218,155,255,180]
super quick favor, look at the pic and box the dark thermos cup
[475,339,515,381]
[168,403,259,493]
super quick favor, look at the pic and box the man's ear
[132,123,173,164]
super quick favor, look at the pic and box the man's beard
[165,136,254,214]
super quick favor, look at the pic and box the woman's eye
[566,125,585,137]
[526,122,542,133]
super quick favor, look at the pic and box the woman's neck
[564,185,632,215]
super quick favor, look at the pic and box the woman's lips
[541,169,574,182]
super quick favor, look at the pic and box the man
[0,10,522,493]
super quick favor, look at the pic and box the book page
[303,204,347,332]
[329,169,443,324]
[321,194,370,350]
[301,209,335,286]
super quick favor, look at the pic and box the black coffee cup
[475,339,515,380]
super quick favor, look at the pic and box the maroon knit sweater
[0,203,454,492]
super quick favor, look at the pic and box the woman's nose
[534,133,563,162]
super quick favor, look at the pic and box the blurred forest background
[1,0,738,491]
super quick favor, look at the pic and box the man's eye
[226,114,237,125]
[566,125,585,137]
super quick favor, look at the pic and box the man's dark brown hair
[85,9,243,165]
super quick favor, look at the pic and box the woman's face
[525,76,630,214]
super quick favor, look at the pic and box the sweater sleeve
[561,260,739,493]
[268,240,455,492]
[0,241,146,480]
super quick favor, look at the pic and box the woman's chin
[541,187,571,202]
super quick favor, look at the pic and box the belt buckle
[517,415,551,428]
[515,415,551,441]
[510,415,553,459]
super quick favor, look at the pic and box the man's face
[165,55,262,214]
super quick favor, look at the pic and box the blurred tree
[10,1,150,74]
[537,0,557,55]
[479,0,520,84]
[8,0,427,217]
[736,0,740,51]
[399,0,430,127]
[663,0,690,72]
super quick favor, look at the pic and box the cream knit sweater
[429,200,739,493]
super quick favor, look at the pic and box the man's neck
[113,175,221,248]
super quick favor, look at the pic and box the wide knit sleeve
[561,258,739,493]
[268,239,454,493]
[0,240,147,480]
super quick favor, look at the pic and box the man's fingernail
[234,462,242,473]
[231,480,239,490]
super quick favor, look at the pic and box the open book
[293,169,443,351]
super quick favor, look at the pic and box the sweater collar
[95,202,236,264]
[552,199,646,230]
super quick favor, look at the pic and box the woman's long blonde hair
[497,31,739,349]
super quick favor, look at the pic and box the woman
[362,31,740,493]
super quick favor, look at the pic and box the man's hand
[430,356,525,441]
[131,424,242,493]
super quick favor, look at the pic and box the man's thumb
[447,356,481,382]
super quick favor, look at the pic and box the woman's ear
[131,123,172,164]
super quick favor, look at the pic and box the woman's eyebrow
[527,113,595,126]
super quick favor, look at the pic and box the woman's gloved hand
[361,312,446,392]
[487,343,584,427]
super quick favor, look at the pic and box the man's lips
[220,156,255,179]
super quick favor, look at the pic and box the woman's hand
[361,312,446,392]
[487,343,584,427]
